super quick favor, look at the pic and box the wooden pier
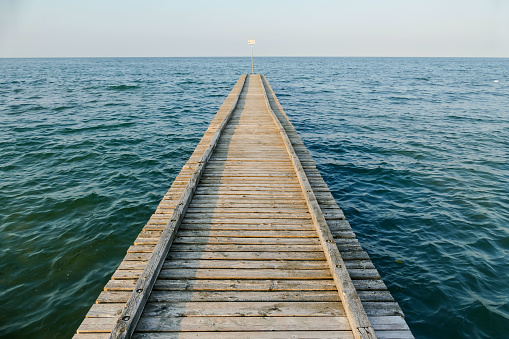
[75,75,413,338]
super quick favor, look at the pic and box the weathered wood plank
[74,334,111,339]
[183,212,311,219]
[117,261,376,275]
[181,218,313,224]
[177,223,316,231]
[186,207,309,213]
[374,331,414,339]
[157,268,333,280]
[172,236,320,245]
[132,331,354,339]
[166,251,326,261]
[142,301,347,317]
[97,290,341,303]
[77,317,116,333]
[168,244,323,252]
[368,316,411,330]
[176,230,318,238]
[152,279,336,291]
[162,259,328,269]
[135,316,351,332]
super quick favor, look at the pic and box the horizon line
[2,55,509,59]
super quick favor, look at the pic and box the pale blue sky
[1,0,508,58]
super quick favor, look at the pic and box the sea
[0,57,508,338]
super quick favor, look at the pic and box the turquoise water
[1,57,508,338]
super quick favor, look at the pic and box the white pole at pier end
[248,39,255,74]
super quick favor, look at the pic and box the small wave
[106,84,139,91]
[61,122,135,134]
[389,96,413,101]
[53,106,76,112]
[104,102,129,107]
[8,103,30,110]
[178,80,198,86]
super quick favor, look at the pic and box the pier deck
[75,75,413,338]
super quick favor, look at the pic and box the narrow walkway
[75,75,413,338]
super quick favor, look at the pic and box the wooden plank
[186,207,309,213]
[117,258,373,271]
[186,200,310,206]
[178,223,316,231]
[166,251,326,260]
[151,290,340,302]
[157,268,333,280]
[111,270,142,280]
[190,193,306,199]
[176,229,318,238]
[135,316,351,332]
[118,259,328,271]
[152,279,336,291]
[105,279,137,291]
[132,331,354,339]
[172,236,320,245]
[362,302,405,317]
[77,317,116,333]
[98,290,341,303]
[368,316,411,331]
[197,176,298,182]
[201,171,298,177]
[183,212,311,219]
[85,303,127,318]
[74,334,111,339]
[181,218,313,224]
[141,301,347,317]
[162,259,328,269]
[374,331,414,339]
[168,244,323,252]
[135,237,324,246]
[352,279,388,291]
[357,291,395,302]
[187,202,308,208]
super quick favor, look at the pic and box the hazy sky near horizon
[1,0,508,58]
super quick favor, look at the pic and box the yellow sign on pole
[248,40,255,74]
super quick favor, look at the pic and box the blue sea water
[0,57,508,338]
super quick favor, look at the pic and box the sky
[1,0,508,58]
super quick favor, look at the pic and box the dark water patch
[83,85,102,90]
[52,105,76,111]
[60,121,136,134]
[8,103,33,110]
[106,84,139,91]
[104,102,129,107]
[388,96,414,101]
